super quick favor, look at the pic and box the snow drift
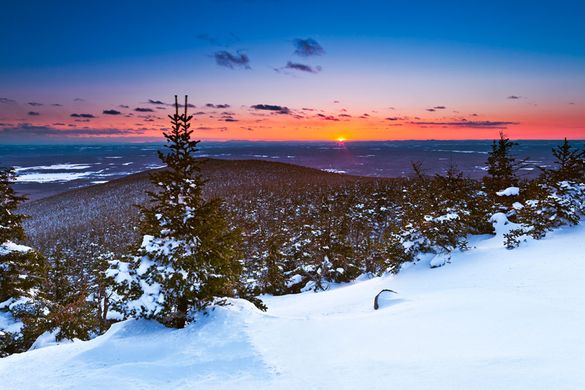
[1,223,585,389]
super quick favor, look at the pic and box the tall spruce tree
[0,167,26,244]
[44,247,98,341]
[483,132,523,194]
[550,138,584,182]
[0,167,47,304]
[122,96,243,328]
[504,139,585,248]
[0,167,48,356]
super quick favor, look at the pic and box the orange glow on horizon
[1,102,584,141]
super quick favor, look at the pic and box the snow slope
[2,224,585,389]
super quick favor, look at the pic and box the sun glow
[336,137,346,143]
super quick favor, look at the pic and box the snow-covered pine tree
[507,139,585,248]
[43,248,97,341]
[92,251,117,332]
[365,227,412,276]
[482,132,528,220]
[316,191,356,284]
[483,132,522,194]
[0,167,49,355]
[115,96,244,328]
[0,167,26,245]
[401,163,475,266]
[258,239,288,295]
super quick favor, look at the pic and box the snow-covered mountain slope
[2,224,585,389]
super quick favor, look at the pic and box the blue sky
[2,0,584,69]
[0,0,584,141]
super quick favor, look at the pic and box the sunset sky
[1,0,584,142]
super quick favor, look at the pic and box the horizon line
[1,137,585,146]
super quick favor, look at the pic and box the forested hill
[20,158,387,257]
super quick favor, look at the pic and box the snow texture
[29,329,71,351]
[15,172,96,183]
[15,164,93,172]
[0,311,23,334]
[2,223,585,389]
[496,186,520,196]
[0,241,32,256]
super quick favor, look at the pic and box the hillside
[1,219,584,389]
[20,159,375,255]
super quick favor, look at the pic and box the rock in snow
[1,224,585,389]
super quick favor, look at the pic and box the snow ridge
[2,223,585,389]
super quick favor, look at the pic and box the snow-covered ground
[2,224,585,389]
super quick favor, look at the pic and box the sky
[0,0,584,143]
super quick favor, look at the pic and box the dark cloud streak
[103,109,122,115]
[281,61,322,74]
[205,103,230,109]
[0,124,144,139]
[214,51,250,69]
[70,113,96,118]
[293,38,325,57]
[251,104,290,114]
[412,120,520,129]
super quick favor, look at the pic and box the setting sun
[336,137,346,143]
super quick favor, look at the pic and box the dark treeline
[21,159,364,257]
[2,103,584,358]
[233,135,584,294]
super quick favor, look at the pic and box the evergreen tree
[0,167,26,244]
[401,163,474,259]
[43,248,99,341]
[0,167,49,355]
[509,139,585,247]
[92,251,117,332]
[483,132,524,194]
[0,167,47,305]
[258,239,288,295]
[549,138,584,182]
[366,228,412,275]
[114,96,246,328]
